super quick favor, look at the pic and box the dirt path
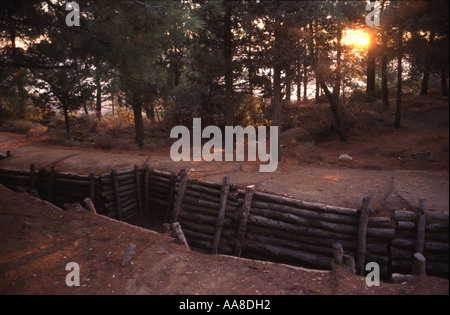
[0,131,448,213]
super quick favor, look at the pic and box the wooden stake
[48,165,56,202]
[234,185,255,257]
[84,197,97,214]
[357,197,372,275]
[134,165,142,213]
[29,163,35,192]
[411,252,426,276]
[171,169,190,222]
[211,176,231,254]
[415,199,427,253]
[111,168,123,221]
[121,243,136,266]
[333,242,343,264]
[144,165,150,214]
[89,171,95,207]
[172,222,190,249]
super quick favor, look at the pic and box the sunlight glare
[343,29,370,49]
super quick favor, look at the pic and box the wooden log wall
[0,164,448,279]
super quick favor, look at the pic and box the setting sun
[343,29,370,49]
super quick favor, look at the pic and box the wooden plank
[357,197,372,275]
[415,199,427,253]
[171,169,190,222]
[234,185,255,257]
[111,168,123,221]
[212,176,231,254]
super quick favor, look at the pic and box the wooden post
[144,165,150,214]
[357,196,372,275]
[29,163,35,192]
[343,254,356,274]
[411,252,426,276]
[171,169,190,223]
[333,242,344,264]
[48,165,56,202]
[172,222,190,250]
[234,185,255,257]
[134,165,142,213]
[164,172,176,222]
[111,168,123,221]
[415,199,427,253]
[89,171,95,207]
[84,197,97,214]
[211,176,231,254]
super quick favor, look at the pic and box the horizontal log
[246,224,357,251]
[183,195,221,210]
[366,227,396,239]
[182,203,235,221]
[151,169,174,178]
[368,216,391,228]
[250,200,359,225]
[394,210,416,221]
[426,222,449,232]
[391,246,413,260]
[427,211,449,222]
[426,262,449,277]
[186,184,221,198]
[0,168,30,176]
[245,231,338,257]
[184,189,221,204]
[183,229,214,242]
[367,242,388,255]
[48,172,91,181]
[180,212,227,226]
[252,191,359,216]
[100,169,134,179]
[391,238,415,248]
[424,241,449,252]
[243,240,332,269]
[424,231,449,242]
[248,215,356,240]
[398,221,416,230]
[148,174,171,183]
[178,219,219,236]
[251,207,358,235]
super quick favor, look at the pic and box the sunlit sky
[342,29,370,49]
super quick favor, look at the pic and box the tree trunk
[395,26,403,129]
[63,103,70,139]
[296,60,302,102]
[366,29,376,99]
[380,0,389,108]
[133,102,144,149]
[420,67,431,96]
[224,1,233,127]
[95,68,102,121]
[303,63,308,101]
[142,103,155,122]
[381,54,390,108]
[420,32,435,96]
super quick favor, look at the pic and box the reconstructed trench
[0,163,448,280]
